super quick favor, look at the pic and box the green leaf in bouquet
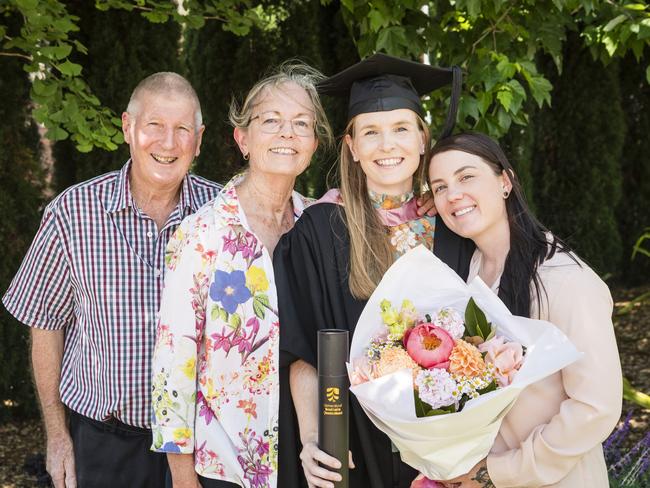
[477,379,498,395]
[425,405,456,417]
[414,391,456,417]
[486,324,497,341]
[465,297,491,340]
[414,390,431,418]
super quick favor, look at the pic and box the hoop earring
[503,190,510,198]
[243,152,249,161]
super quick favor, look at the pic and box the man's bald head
[126,72,203,129]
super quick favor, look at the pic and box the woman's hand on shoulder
[299,433,355,488]
[416,191,438,217]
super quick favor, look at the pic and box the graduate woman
[428,132,622,487]
[274,55,474,488]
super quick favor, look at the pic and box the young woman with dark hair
[428,132,622,488]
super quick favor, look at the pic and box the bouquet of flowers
[351,297,523,417]
[347,246,581,480]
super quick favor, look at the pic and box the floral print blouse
[151,174,310,487]
[369,189,436,255]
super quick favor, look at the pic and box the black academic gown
[274,203,474,488]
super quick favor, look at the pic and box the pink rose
[410,474,446,488]
[478,336,523,387]
[350,356,374,386]
[403,323,454,369]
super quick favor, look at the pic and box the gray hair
[229,61,333,148]
[126,72,203,129]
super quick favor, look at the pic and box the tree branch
[0,51,33,61]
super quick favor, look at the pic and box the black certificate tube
[318,329,349,488]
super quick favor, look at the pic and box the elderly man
[2,72,221,487]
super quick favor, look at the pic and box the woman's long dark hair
[430,132,574,318]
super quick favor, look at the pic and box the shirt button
[146,231,153,239]
[154,268,162,277]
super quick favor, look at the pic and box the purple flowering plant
[604,411,649,487]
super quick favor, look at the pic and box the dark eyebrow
[429,165,477,185]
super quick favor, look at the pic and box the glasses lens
[254,115,314,136]
[291,119,314,137]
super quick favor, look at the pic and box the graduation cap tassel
[439,65,462,140]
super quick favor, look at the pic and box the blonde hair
[228,61,333,149]
[340,113,431,299]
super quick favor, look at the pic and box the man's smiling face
[122,90,204,192]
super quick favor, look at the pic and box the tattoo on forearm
[471,466,495,488]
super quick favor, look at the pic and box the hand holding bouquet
[347,246,581,480]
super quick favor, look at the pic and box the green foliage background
[0,0,648,419]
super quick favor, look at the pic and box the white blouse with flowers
[151,174,310,487]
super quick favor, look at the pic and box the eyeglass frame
[248,112,316,137]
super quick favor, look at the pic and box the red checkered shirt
[2,161,222,427]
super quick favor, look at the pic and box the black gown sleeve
[274,204,366,488]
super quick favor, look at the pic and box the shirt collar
[214,172,311,229]
[105,160,199,216]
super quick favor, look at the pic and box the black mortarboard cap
[318,53,462,138]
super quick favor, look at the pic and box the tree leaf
[496,88,513,111]
[46,126,69,141]
[459,96,479,122]
[41,44,73,60]
[623,3,647,11]
[603,14,627,33]
[76,143,94,153]
[376,26,407,55]
[32,79,58,97]
[527,75,553,107]
[340,0,355,12]
[57,60,83,77]
[638,19,650,40]
[368,10,388,32]
[646,65,650,84]
[497,107,512,132]
[15,0,38,10]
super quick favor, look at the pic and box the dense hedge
[531,35,625,275]
[0,14,44,420]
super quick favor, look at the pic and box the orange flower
[237,399,257,419]
[449,339,486,378]
[375,347,421,380]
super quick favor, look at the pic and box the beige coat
[468,248,622,487]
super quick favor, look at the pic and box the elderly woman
[149,63,332,488]
[428,132,622,487]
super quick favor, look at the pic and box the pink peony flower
[410,474,447,488]
[478,336,523,387]
[404,323,454,369]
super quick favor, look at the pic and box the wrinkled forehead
[252,82,316,115]
[135,88,199,115]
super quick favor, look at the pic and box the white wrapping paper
[348,245,582,480]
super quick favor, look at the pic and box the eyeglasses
[249,113,315,137]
